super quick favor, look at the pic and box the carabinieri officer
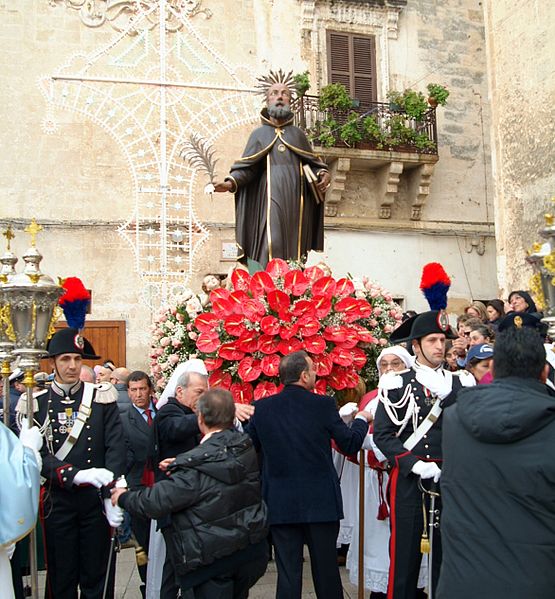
[35,328,126,599]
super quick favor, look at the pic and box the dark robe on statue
[227,110,328,268]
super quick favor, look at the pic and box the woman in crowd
[463,343,494,384]
[508,290,543,318]
[468,322,495,347]
[486,299,505,330]
[345,346,427,599]
[444,340,460,371]
[464,301,488,323]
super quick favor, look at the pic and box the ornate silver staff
[419,479,440,599]
[0,225,18,426]
[1,219,63,599]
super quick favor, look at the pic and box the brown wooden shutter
[327,31,377,105]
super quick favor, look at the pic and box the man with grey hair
[214,71,331,268]
[112,388,268,599]
[110,367,132,410]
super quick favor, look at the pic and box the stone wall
[483,0,555,295]
[1,0,497,369]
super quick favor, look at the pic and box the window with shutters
[327,31,377,105]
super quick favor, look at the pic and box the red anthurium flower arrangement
[150,262,403,397]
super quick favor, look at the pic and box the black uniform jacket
[37,382,126,488]
[154,397,200,462]
[438,378,555,599]
[373,368,464,477]
[119,429,268,576]
[120,403,157,489]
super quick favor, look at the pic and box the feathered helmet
[47,277,100,359]
[390,263,458,343]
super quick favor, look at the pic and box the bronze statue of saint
[214,72,331,268]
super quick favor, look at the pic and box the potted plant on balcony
[293,71,311,97]
[387,89,429,120]
[426,83,449,107]
[339,112,363,147]
[318,83,353,111]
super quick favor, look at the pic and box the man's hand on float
[110,487,128,508]
[412,460,441,482]
[316,170,331,193]
[73,467,114,488]
[159,457,176,472]
[234,403,255,422]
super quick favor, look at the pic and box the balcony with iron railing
[292,95,440,220]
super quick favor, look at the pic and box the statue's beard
[267,103,293,120]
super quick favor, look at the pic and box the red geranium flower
[237,356,262,382]
[323,326,347,344]
[243,298,266,320]
[279,322,299,340]
[312,295,332,319]
[330,346,354,367]
[229,290,250,314]
[351,347,367,368]
[291,299,314,318]
[298,316,320,337]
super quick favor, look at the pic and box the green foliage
[339,112,363,146]
[293,71,311,97]
[426,83,450,106]
[362,115,386,148]
[318,83,353,111]
[310,118,338,147]
[387,89,428,120]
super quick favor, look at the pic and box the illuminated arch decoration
[41,0,262,307]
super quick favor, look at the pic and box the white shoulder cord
[377,384,418,436]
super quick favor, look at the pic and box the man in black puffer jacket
[112,388,269,599]
[438,325,555,599]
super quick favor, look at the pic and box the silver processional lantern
[0,225,18,426]
[526,209,555,341]
[0,219,62,599]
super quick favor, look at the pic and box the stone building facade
[0,0,497,368]
[482,0,555,296]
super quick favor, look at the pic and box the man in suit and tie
[120,370,157,598]
[246,350,373,599]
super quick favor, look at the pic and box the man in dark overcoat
[438,325,555,599]
[246,350,372,599]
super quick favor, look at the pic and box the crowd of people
[2,286,555,599]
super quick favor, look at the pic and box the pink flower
[188,332,198,340]
[168,354,179,365]
[172,339,182,348]
[379,338,388,346]
[176,313,185,323]
[370,289,380,298]
[160,337,171,347]
[152,364,162,375]
[384,324,394,334]
[373,307,382,316]
[369,319,378,328]
[384,294,392,302]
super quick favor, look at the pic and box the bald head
[110,367,131,385]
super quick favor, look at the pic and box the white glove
[415,369,451,400]
[5,543,16,560]
[19,421,43,470]
[104,498,124,528]
[412,460,441,482]
[73,467,114,488]
[19,421,43,452]
[338,402,359,423]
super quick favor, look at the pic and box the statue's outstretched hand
[213,180,234,193]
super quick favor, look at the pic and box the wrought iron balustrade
[292,95,438,155]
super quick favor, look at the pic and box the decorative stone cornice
[48,0,212,31]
